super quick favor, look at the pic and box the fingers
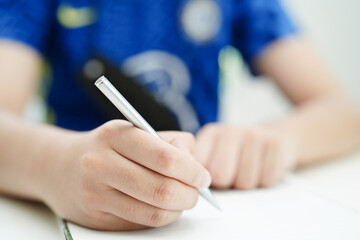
[104,122,211,189]
[100,150,199,211]
[194,124,219,166]
[60,121,205,231]
[99,189,182,228]
[236,132,287,189]
[259,135,286,187]
[193,124,295,190]
[206,128,243,189]
[234,131,263,190]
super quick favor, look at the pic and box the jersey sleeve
[0,0,56,55]
[232,0,298,75]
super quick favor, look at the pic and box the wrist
[34,125,82,203]
[262,124,299,170]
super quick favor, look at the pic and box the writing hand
[42,120,211,230]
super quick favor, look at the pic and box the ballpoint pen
[95,76,221,210]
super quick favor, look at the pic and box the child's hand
[194,124,296,190]
[41,120,210,230]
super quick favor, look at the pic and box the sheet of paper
[296,151,360,213]
[68,178,360,240]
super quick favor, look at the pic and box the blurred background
[26,0,360,125]
[219,0,360,125]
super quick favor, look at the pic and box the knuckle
[82,188,97,204]
[224,125,235,134]
[80,152,107,176]
[80,153,98,173]
[227,127,243,140]
[149,209,168,227]
[157,148,177,173]
[153,181,175,207]
[121,170,138,188]
[98,121,118,138]
[97,120,130,140]
[121,204,139,221]
[202,123,218,133]
[263,131,280,144]
[244,129,263,145]
[245,128,258,140]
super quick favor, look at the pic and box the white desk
[1,151,360,240]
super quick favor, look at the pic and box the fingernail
[197,171,212,188]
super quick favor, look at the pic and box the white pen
[95,76,221,210]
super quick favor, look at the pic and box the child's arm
[257,37,360,165]
[194,37,360,189]
[0,40,210,230]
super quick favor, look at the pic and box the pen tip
[213,200,222,211]
[198,188,222,211]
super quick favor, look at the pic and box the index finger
[109,125,211,189]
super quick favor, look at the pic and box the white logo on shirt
[181,0,222,43]
[121,50,200,133]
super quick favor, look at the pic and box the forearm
[268,95,360,167]
[0,110,79,201]
[255,37,360,167]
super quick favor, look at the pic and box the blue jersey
[0,0,297,132]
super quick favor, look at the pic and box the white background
[219,0,360,125]
[26,0,360,123]
[286,0,360,103]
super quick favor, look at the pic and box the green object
[57,4,97,29]
[61,219,73,240]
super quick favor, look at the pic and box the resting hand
[194,123,296,190]
[41,120,210,230]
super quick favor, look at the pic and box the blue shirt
[0,0,297,133]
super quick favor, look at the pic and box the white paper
[68,178,360,240]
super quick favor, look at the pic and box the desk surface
[1,151,360,240]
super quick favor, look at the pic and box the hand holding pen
[43,76,216,231]
[45,117,212,231]
[95,76,220,210]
